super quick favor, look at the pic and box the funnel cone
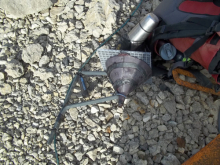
[106,53,152,106]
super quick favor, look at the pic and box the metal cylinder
[128,13,159,50]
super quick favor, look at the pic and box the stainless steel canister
[128,13,159,50]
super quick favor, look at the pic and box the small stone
[91,106,99,113]
[206,124,218,133]
[191,102,203,113]
[161,154,180,165]
[113,146,124,154]
[74,5,84,13]
[5,59,24,78]
[69,108,78,121]
[132,112,142,121]
[105,110,113,122]
[149,129,159,138]
[163,99,176,114]
[22,44,43,64]
[153,154,163,163]
[50,7,65,16]
[136,92,149,105]
[158,125,167,131]
[39,56,50,67]
[162,114,171,122]
[64,31,79,43]
[143,113,151,122]
[110,124,117,132]
[61,73,72,85]
[75,152,83,161]
[86,149,98,161]
[0,72,4,80]
[88,134,96,141]
[158,91,165,100]
[2,133,12,142]
[1,83,12,96]
[75,21,83,29]
[60,133,68,143]
[85,118,101,131]
[26,126,37,134]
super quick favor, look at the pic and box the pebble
[88,134,96,141]
[113,146,124,154]
[91,106,99,113]
[110,124,117,132]
[158,125,167,131]
[86,149,98,161]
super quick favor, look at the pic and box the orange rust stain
[125,114,130,120]
[182,134,220,165]
[172,68,220,95]
[106,127,111,133]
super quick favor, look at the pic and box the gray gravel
[0,0,219,164]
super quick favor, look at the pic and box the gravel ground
[0,0,219,165]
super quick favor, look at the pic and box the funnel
[106,53,152,106]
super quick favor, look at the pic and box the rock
[32,69,54,80]
[149,144,161,156]
[39,56,50,67]
[132,112,143,121]
[0,83,12,95]
[105,110,113,122]
[191,102,203,113]
[162,114,171,122]
[143,113,151,122]
[158,91,165,100]
[42,94,52,102]
[86,149,98,161]
[110,124,117,132]
[0,0,55,18]
[91,106,99,113]
[74,5,84,13]
[5,59,24,78]
[63,31,79,43]
[69,108,78,121]
[163,99,176,114]
[50,7,65,17]
[113,146,124,154]
[60,133,68,143]
[158,125,167,131]
[88,134,96,141]
[26,126,37,134]
[85,118,101,131]
[153,154,163,163]
[22,44,43,64]
[2,133,12,142]
[83,0,119,37]
[149,129,159,138]
[0,72,4,80]
[161,154,180,165]
[61,73,72,85]
[75,152,83,161]
[206,124,218,133]
[136,92,149,105]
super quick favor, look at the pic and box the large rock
[83,0,120,37]
[22,44,43,64]
[5,59,24,78]
[0,0,56,18]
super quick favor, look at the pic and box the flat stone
[158,125,167,131]
[136,92,149,105]
[206,124,218,133]
[39,55,50,67]
[149,129,159,138]
[110,124,117,132]
[163,99,176,114]
[69,108,78,121]
[86,149,98,161]
[132,112,143,121]
[143,113,151,122]
[113,146,124,154]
